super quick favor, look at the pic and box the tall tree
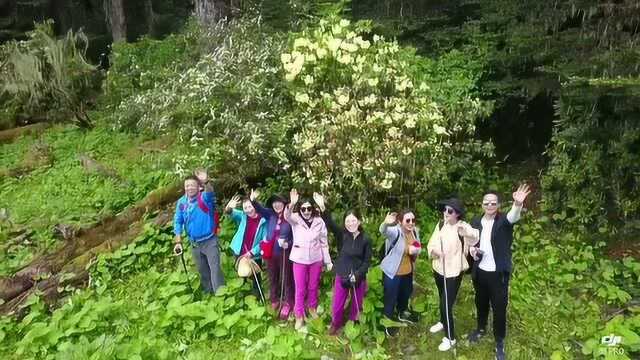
[105,0,126,42]
[194,0,229,25]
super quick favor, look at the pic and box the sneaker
[295,318,304,330]
[495,340,506,360]
[429,322,444,333]
[397,310,420,324]
[385,327,399,337]
[438,337,457,351]
[468,328,486,344]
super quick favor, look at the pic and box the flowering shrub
[280,18,493,202]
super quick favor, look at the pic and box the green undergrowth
[0,123,177,275]
[0,208,637,359]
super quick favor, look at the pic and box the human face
[344,213,360,234]
[184,179,199,198]
[443,206,459,224]
[401,212,416,232]
[482,194,499,216]
[272,201,285,214]
[243,200,257,218]
[299,201,313,220]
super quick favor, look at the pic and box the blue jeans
[192,237,225,293]
[383,272,413,319]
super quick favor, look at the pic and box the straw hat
[236,256,261,278]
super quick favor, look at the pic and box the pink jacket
[284,206,332,265]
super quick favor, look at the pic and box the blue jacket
[379,223,420,279]
[174,191,217,242]
[229,209,268,258]
[252,201,292,256]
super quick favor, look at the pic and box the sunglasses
[404,218,416,224]
[300,206,313,212]
[444,207,456,215]
[482,202,498,207]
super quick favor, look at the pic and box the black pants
[472,268,509,341]
[433,271,462,340]
[383,272,413,319]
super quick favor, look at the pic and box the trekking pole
[250,260,266,304]
[179,250,195,295]
[278,245,286,311]
[440,237,457,358]
[350,274,360,320]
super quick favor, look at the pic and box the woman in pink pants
[284,188,332,330]
[314,193,372,335]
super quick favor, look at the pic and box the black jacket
[470,213,515,274]
[321,211,372,281]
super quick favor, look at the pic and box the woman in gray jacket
[379,210,422,336]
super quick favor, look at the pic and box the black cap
[266,194,287,208]
[437,198,466,218]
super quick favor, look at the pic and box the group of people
[173,169,531,360]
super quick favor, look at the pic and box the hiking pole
[350,273,360,320]
[278,246,286,312]
[179,250,194,295]
[250,260,266,304]
[440,238,457,358]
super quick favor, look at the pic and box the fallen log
[0,181,182,304]
[0,123,50,144]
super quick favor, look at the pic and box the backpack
[438,220,473,274]
[377,230,401,262]
[195,192,221,236]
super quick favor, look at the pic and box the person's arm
[508,183,531,224]
[319,223,332,267]
[458,221,479,247]
[230,208,243,224]
[173,200,185,240]
[379,212,399,240]
[320,210,342,250]
[252,200,274,220]
[426,224,441,258]
[283,203,301,225]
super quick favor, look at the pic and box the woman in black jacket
[314,193,372,335]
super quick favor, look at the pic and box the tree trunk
[194,0,228,25]
[107,0,126,42]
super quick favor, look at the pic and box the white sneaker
[438,337,456,351]
[295,318,304,330]
[430,322,444,333]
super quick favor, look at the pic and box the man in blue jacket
[467,184,530,360]
[173,169,225,294]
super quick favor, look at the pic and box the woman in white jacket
[427,198,478,352]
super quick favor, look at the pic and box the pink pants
[331,276,367,328]
[292,261,323,318]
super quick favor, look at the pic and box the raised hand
[250,188,260,202]
[313,192,326,212]
[194,168,208,184]
[457,221,471,237]
[384,212,397,225]
[512,183,531,206]
[226,195,241,210]
[289,188,299,207]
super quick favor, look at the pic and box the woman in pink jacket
[284,188,333,330]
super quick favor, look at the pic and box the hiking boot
[468,328,486,344]
[397,310,420,324]
[279,303,291,320]
[429,321,444,333]
[329,325,340,336]
[385,326,399,337]
[438,337,457,351]
[495,340,506,360]
[295,317,304,330]
[308,308,319,319]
